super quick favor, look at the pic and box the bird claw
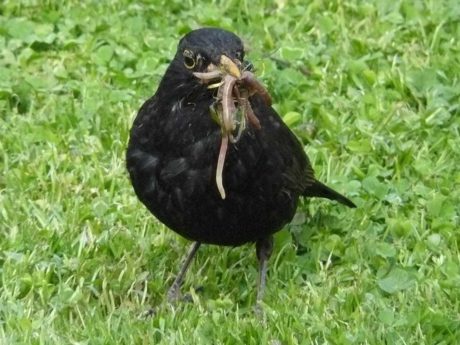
[167,285,204,304]
[139,306,158,319]
[167,285,182,303]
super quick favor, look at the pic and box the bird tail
[304,180,356,208]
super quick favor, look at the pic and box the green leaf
[282,111,301,127]
[378,267,415,294]
[378,308,395,325]
[387,218,413,238]
[280,47,304,61]
[426,233,443,252]
[375,242,397,258]
[347,139,372,153]
[6,18,35,42]
[362,176,389,199]
[135,55,159,75]
[33,23,55,43]
[317,15,335,34]
[93,45,114,65]
[426,193,455,219]
[0,66,13,89]
[407,68,439,95]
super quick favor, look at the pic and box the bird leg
[167,241,201,302]
[255,236,274,304]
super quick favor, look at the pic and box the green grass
[1,0,459,344]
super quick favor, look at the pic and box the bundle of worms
[193,69,272,199]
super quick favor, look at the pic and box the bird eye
[183,49,196,69]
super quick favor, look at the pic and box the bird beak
[194,55,242,84]
[219,55,241,79]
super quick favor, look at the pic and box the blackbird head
[177,28,245,76]
[158,28,250,97]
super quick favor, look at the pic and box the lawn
[1,0,459,344]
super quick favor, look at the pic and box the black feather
[304,180,356,208]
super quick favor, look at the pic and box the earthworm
[216,134,229,199]
[237,88,261,130]
[240,71,272,106]
[221,74,237,133]
[193,70,222,83]
[193,67,272,199]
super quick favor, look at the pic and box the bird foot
[167,284,182,303]
[138,286,204,319]
[167,285,204,304]
[139,306,158,319]
[254,302,264,318]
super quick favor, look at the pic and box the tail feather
[304,180,356,208]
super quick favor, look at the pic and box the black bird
[126,28,355,303]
